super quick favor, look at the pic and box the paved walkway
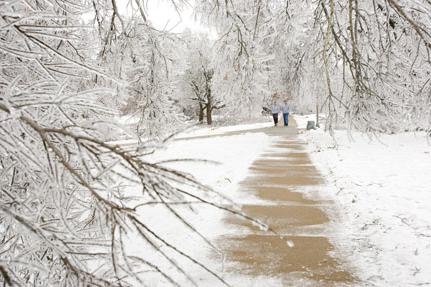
[214,118,354,286]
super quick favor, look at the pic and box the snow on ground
[124,122,275,286]
[149,123,272,195]
[295,115,431,286]
[176,122,273,139]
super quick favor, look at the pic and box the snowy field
[176,122,272,139]
[147,122,272,194]
[296,115,431,286]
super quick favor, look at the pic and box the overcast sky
[118,0,212,35]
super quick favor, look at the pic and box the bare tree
[0,1,267,286]
[183,35,225,125]
[314,0,431,132]
[196,0,431,133]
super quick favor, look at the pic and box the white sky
[118,0,213,35]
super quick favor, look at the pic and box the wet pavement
[213,119,355,286]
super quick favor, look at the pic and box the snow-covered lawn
[176,122,273,139]
[150,122,272,193]
[296,115,431,286]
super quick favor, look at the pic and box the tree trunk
[206,105,212,125]
[198,103,204,123]
[316,94,320,128]
[206,84,213,125]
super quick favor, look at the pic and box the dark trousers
[283,113,289,126]
[272,113,278,126]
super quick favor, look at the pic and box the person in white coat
[271,101,280,126]
[281,100,290,126]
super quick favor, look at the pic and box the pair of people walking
[271,100,290,127]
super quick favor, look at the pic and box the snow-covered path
[125,119,356,286]
[209,118,354,286]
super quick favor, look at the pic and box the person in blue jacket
[281,99,290,126]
